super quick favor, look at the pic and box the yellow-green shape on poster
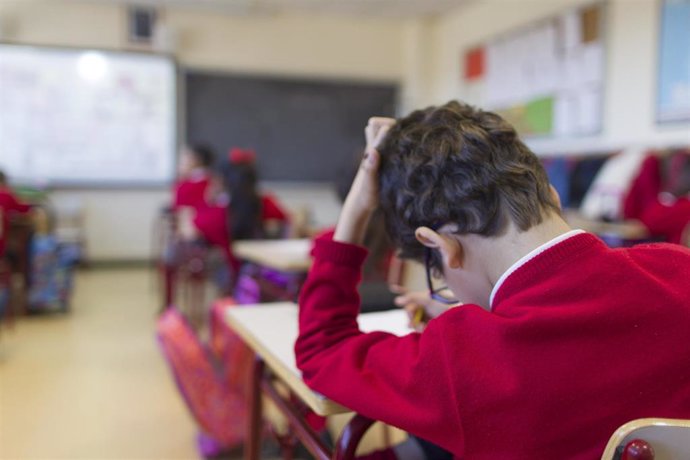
[497,96,554,136]
[524,96,553,135]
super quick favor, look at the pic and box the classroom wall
[0,0,404,260]
[400,18,436,113]
[4,0,688,259]
[413,0,690,154]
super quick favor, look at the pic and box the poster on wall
[463,3,605,138]
[657,0,690,123]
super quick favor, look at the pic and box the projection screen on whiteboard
[0,45,176,186]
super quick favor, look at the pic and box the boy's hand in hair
[365,117,396,153]
[334,117,395,245]
[394,290,454,332]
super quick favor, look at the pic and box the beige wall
[0,0,404,80]
[0,0,404,260]
[167,9,403,81]
[411,0,690,154]
[3,0,688,260]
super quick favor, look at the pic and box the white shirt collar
[489,229,586,310]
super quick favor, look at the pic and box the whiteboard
[0,45,176,186]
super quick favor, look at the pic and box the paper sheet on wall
[476,4,604,138]
[554,92,577,136]
[582,43,604,85]
[575,86,601,134]
[561,11,581,53]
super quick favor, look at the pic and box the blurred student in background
[161,144,217,309]
[0,170,33,324]
[0,170,32,261]
[176,148,290,292]
[623,149,690,246]
[173,144,215,210]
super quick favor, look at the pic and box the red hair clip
[229,148,256,164]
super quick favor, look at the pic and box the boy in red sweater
[295,102,690,459]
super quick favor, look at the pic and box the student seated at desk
[295,102,690,460]
[0,170,33,322]
[623,150,690,246]
[0,170,32,260]
[178,149,290,288]
[173,144,215,210]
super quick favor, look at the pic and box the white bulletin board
[463,3,605,139]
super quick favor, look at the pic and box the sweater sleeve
[261,194,289,222]
[295,235,463,454]
[5,193,31,214]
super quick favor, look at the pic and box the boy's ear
[414,226,443,248]
[549,184,562,210]
[414,226,464,270]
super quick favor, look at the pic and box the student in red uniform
[0,170,32,259]
[295,102,690,460]
[185,149,290,286]
[172,144,215,209]
[191,149,289,245]
[162,144,216,309]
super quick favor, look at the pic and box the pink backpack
[157,307,247,455]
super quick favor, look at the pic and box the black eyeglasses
[424,246,459,305]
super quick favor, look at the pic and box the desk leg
[246,355,265,460]
[261,379,331,460]
[333,414,376,460]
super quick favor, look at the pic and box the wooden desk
[225,302,411,460]
[233,239,312,273]
[233,239,312,303]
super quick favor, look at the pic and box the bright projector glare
[77,52,108,83]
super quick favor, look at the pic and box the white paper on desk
[358,310,413,337]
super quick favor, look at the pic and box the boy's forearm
[333,206,374,246]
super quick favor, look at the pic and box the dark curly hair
[378,100,560,269]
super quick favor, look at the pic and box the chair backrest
[601,418,690,460]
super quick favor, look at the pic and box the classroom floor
[0,268,199,459]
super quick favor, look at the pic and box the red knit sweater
[0,187,32,257]
[295,233,690,459]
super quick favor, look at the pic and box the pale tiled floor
[0,268,407,460]
[0,268,199,460]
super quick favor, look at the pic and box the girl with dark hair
[222,160,263,241]
[184,149,290,287]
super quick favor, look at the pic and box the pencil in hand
[411,307,428,330]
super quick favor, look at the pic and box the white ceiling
[91,0,467,18]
